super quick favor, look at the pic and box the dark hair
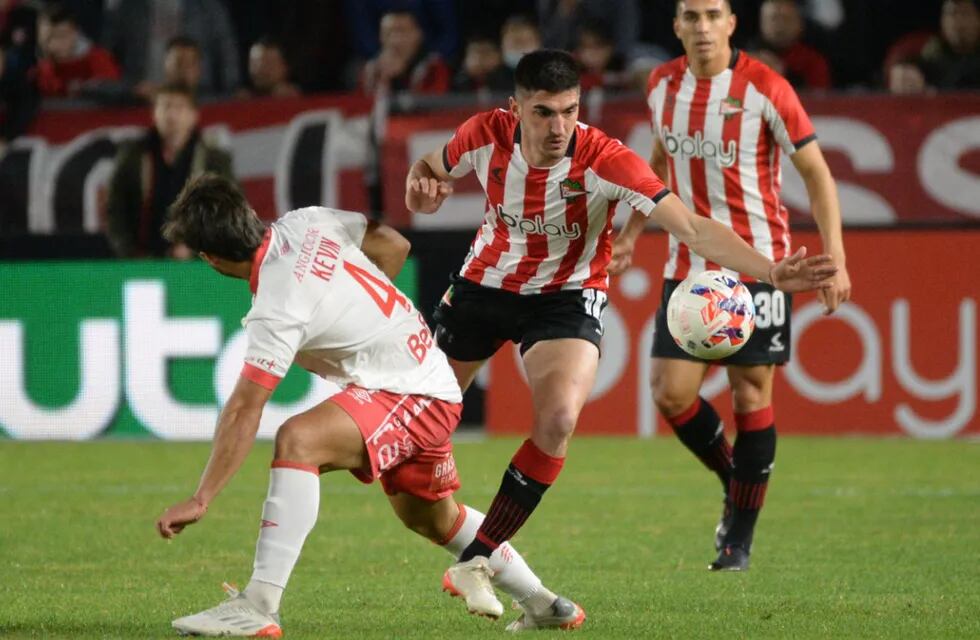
[166,35,200,53]
[40,3,75,26]
[577,19,614,46]
[163,174,266,261]
[676,0,734,12]
[154,81,198,106]
[514,49,580,94]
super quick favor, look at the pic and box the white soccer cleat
[505,596,586,632]
[442,557,505,619]
[171,583,283,637]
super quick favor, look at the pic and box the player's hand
[608,235,636,276]
[769,246,838,293]
[406,176,453,214]
[156,497,208,539]
[817,262,851,315]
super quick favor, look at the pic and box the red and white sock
[245,461,320,614]
[440,504,555,610]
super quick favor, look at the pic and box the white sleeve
[241,310,305,390]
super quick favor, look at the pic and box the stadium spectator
[406,49,836,604]
[35,4,120,98]
[155,174,583,635]
[574,19,630,91]
[613,0,850,572]
[537,0,640,59]
[360,10,449,95]
[500,14,541,72]
[102,0,240,101]
[918,0,980,90]
[241,37,300,98]
[451,34,512,93]
[106,83,233,258]
[162,37,203,95]
[752,0,832,90]
[344,0,458,62]
[0,0,37,148]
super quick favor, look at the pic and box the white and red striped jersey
[241,207,462,403]
[647,49,816,281]
[443,108,670,294]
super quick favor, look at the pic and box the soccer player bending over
[155,174,583,636]
[406,48,838,612]
[611,0,852,571]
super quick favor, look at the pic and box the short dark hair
[154,81,198,106]
[166,35,200,53]
[514,49,580,94]
[676,0,734,13]
[163,174,267,261]
[40,3,75,26]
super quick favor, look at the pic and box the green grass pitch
[1,436,978,639]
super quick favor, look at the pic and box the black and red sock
[458,439,564,562]
[667,397,733,492]
[726,406,777,548]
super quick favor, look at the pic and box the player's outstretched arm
[361,220,412,281]
[651,193,837,293]
[792,141,852,314]
[156,377,272,539]
[405,149,454,214]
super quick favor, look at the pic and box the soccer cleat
[172,583,283,637]
[714,496,734,551]
[442,556,505,619]
[709,544,750,572]
[505,596,586,632]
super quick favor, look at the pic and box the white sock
[441,504,555,608]
[244,464,320,614]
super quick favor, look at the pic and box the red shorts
[330,386,463,501]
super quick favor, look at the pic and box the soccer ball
[666,270,756,360]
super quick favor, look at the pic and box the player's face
[510,88,580,166]
[674,0,736,64]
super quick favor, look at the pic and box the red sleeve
[418,58,450,94]
[593,139,670,214]
[443,110,497,175]
[88,47,122,81]
[241,363,282,390]
[765,74,816,153]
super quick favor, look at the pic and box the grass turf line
[0,437,978,639]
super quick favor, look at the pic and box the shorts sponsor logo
[661,126,737,168]
[430,454,458,491]
[770,332,785,352]
[496,204,581,239]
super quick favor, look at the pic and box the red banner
[5,95,372,233]
[381,94,980,227]
[485,230,980,438]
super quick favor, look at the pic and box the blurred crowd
[2,0,977,141]
[0,0,977,256]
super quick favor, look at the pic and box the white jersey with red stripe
[443,108,670,294]
[240,207,462,403]
[647,49,816,282]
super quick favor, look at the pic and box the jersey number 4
[343,261,410,318]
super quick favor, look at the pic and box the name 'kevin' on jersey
[443,108,669,295]
[647,49,817,282]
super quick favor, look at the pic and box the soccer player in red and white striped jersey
[407,49,838,603]
[612,0,852,571]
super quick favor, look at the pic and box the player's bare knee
[535,406,578,447]
[274,418,317,463]
[651,376,695,418]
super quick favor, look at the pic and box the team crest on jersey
[720,96,744,119]
[560,178,589,200]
